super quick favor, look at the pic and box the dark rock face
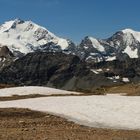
[0,46,15,70]
[0,52,116,92]
[91,58,140,83]
[76,36,116,62]
[107,31,140,51]
[73,30,140,63]
[77,36,104,61]
[0,46,14,58]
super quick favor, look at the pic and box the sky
[0,0,140,43]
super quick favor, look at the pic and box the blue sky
[0,0,140,42]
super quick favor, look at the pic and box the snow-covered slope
[123,45,138,58]
[120,29,140,58]
[0,94,140,130]
[0,86,81,97]
[0,19,71,56]
[88,37,105,52]
[107,28,140,59]
[122,28,140,42]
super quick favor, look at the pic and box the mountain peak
[121,28,140,34]
[121,28,140,42]
[0,19,71,55]
[12,18,24,23]
[5,18,24,24]
[122,28,135,33]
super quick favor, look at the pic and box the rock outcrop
[0,52,116,92]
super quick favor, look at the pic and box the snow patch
[96,69,103,72]
[91,69,99,74]
[57,38,69,50]
[88,37,105,52]
[106,56,116,61]
[91,69,103,74]
[108,76,120,80]
[122,78,129,82]
[0,95,140,130]
[123,46,138,58]
[107,76,120,83]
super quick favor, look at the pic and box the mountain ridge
[0,19,140,63]
[0,18,73,56]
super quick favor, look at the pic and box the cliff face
[0,52,115,92]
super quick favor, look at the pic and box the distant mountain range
[0,19,140,92]
[0,19,140,62]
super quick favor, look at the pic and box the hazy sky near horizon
[0,0,140,42]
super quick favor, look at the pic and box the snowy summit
[0,19,70,55]
[0,19,140,62]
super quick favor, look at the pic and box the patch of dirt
[0,93,105,101]
[0,108,140,140]
[101,83,140,96]
[0,94,79,101]
[0,94,47,101]
[0,84,15,89]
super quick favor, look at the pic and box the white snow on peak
[0,19,69,54]
[122,28,136,33]
[0,20,16,32]
[57,38,69,50]
[122,28,140,42]
[88,37,105,52]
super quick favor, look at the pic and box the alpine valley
[0,19,140,92]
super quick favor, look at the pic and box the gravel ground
[0,108,140,140]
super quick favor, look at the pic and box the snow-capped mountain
[76,36,116,62]
[77,29,140,62]
[107,29,140,59]
[0,18,140,63]
[0,19,73,57]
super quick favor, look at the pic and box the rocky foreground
[0,108,140,140]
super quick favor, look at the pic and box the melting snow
[0,94,140,130]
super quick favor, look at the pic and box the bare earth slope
[0,108,140,140]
